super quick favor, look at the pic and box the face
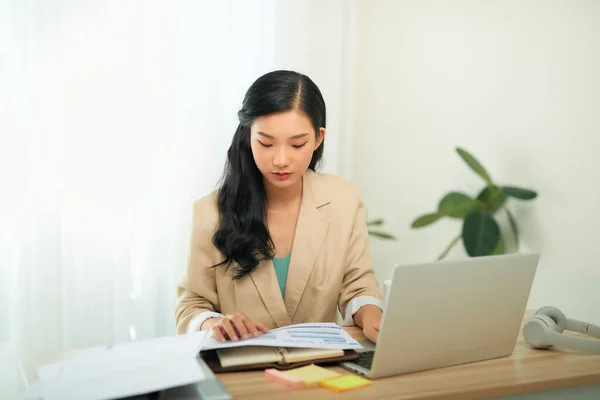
[250,109,325,191]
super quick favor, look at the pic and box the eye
[258,141,272,148]
[292,142,307,149]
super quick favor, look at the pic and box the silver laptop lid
[369,253,539,379]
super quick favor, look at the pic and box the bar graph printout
[202,322,363,351]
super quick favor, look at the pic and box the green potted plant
[411,147,537,260]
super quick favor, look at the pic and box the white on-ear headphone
[523,306,600,354]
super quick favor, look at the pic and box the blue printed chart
[202,322,363,351]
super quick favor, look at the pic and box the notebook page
[217,346,282,368]
[203,322,362,351]
[283,348,344,364]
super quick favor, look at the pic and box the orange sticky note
[320,375,372,392]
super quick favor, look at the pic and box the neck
[264,177,303,210]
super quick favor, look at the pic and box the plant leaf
[411,212,442,228]
[438,192,484,218]
[491,233,505,255]
[503,186,537,200]
[368,230,396,240]
[461,211,500,256]
[476,186,506,213]
[456,147,493,185]
[506,208,519,246]
[367,218,384,226]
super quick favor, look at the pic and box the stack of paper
[27,331,209,400]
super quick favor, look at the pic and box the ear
[315,127,326,150]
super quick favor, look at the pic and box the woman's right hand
[201,312,270,343]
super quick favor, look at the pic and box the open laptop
[340,252,540,379]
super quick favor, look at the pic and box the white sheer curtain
[0,0,358,396]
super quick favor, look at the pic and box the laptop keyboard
[354,350,375,370]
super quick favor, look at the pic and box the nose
[273,146,290,168]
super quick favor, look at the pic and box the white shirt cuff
[186,311,224,334]
[342,295,384,326]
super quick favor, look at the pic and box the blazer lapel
[249,258,291,328]
[284,170,331,321]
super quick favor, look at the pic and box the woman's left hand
[354,304,383,343]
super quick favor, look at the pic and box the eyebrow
[257,131,309,140]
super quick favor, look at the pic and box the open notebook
[202,346,358,372]
[219,346,344,368]
[199,322,362,372]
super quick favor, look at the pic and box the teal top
[272,252,291,298]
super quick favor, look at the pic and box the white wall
[354,0,600,324]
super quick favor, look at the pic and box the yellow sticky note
[282,364,342,387]
[320,375,372,392]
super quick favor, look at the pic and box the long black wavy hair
[212,70,326,280]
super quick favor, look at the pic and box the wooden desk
[214,311,600,399]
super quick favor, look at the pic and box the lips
[272,172,292,180]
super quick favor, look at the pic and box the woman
[175,70,384,343]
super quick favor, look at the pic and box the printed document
[30,330,209,400]
[202,322,362,351]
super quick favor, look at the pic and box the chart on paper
[202,322,363,351]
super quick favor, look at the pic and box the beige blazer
[175,169,383,334]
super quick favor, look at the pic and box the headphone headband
[566,318,600,339]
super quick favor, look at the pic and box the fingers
[209,314,269,342]
[254,322,270,334]
[230,313,270,338]
[366,329,378,343]
[211,325,227,343]
[242,318,260,338]
[220,318,239,341]
[236,316,270,338]
[364,326,379,343]
[228,314,251,340]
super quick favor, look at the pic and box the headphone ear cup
[534,306,567,333]
[523,315,557,349]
